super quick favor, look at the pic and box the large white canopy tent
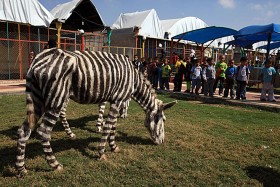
[112,9,234,49]
[112,9,164,39]
[0,0,54,27]
[161,17,208,39]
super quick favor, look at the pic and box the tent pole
[266,32,272,61]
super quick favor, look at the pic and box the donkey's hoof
[16,168,27,178]
[99,154,107,161]
[70,134,76,139]
[55,164,64,172]
[111,146,120,153]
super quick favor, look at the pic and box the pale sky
[40,0,280,30]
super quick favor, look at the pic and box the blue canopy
[236,23,280,36]
[235,23,280,58]
[257,41,280,50]
[225,38,259,48]
[172,26,238,44]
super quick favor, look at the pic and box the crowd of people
[130,52,278,102]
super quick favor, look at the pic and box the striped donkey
[16,48,176,177]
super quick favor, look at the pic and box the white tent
[161,17,208,39]
[51,0,81,22]
[0,0,54,27]
[112,9,164,39]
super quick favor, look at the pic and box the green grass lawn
[0,94,279,186]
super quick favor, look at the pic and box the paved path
[0,80,279,112]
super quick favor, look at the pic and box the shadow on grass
[244,166,280,187]
[0,115,100,140]
[55,114,100,133]
[117,131,155,145]
[0,136,100,177]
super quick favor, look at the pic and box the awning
[172,26,238,44]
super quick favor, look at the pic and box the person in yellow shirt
[173,55,184,92]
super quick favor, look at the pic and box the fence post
[6,22,10,79]
[18,24,23,79]
[56,21,62,49]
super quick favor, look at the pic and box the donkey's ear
[162,100,177,110]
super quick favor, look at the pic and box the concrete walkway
[0,79,279,112]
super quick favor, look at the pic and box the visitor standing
[213,55,227,95]
[235,57,250,101]
[184,56,192,93]
[132,55,141,70]
[202,57,216,97]
[191,59,202,95]
[259,58,277,102]
[223,59,236,99]
[200,56,208,94]
[173,55,184,92]
[160,58,172,90]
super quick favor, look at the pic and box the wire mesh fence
[0,22,106,80]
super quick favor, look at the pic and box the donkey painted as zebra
[16,48,176,177]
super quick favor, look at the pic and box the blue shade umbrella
[235,23,280,59]
[225,38,259,48]
[172,26,237,44]
[257,41,280,50]
[171,26,237,63]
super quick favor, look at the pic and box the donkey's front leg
[98,103,120,160]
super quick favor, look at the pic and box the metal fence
[0,22,106,80]
[101,46,142,60]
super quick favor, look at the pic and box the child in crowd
[160,58,172,90]
[184,56,192,93]
[157,58,164,89]
[202,57,216,97]
[214,55,227,95]
[200,56,208,94]
[235,56,250,101]
[132,55,141,70]
[147,57,153,83]
[191,59,202,95]
[259,58,277,102]
[223,59,236,99]
[139,57,148,76]
[151,57,159,89]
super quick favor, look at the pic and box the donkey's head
[144,99,177,144]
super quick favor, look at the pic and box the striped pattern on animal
[15,48,176,177]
